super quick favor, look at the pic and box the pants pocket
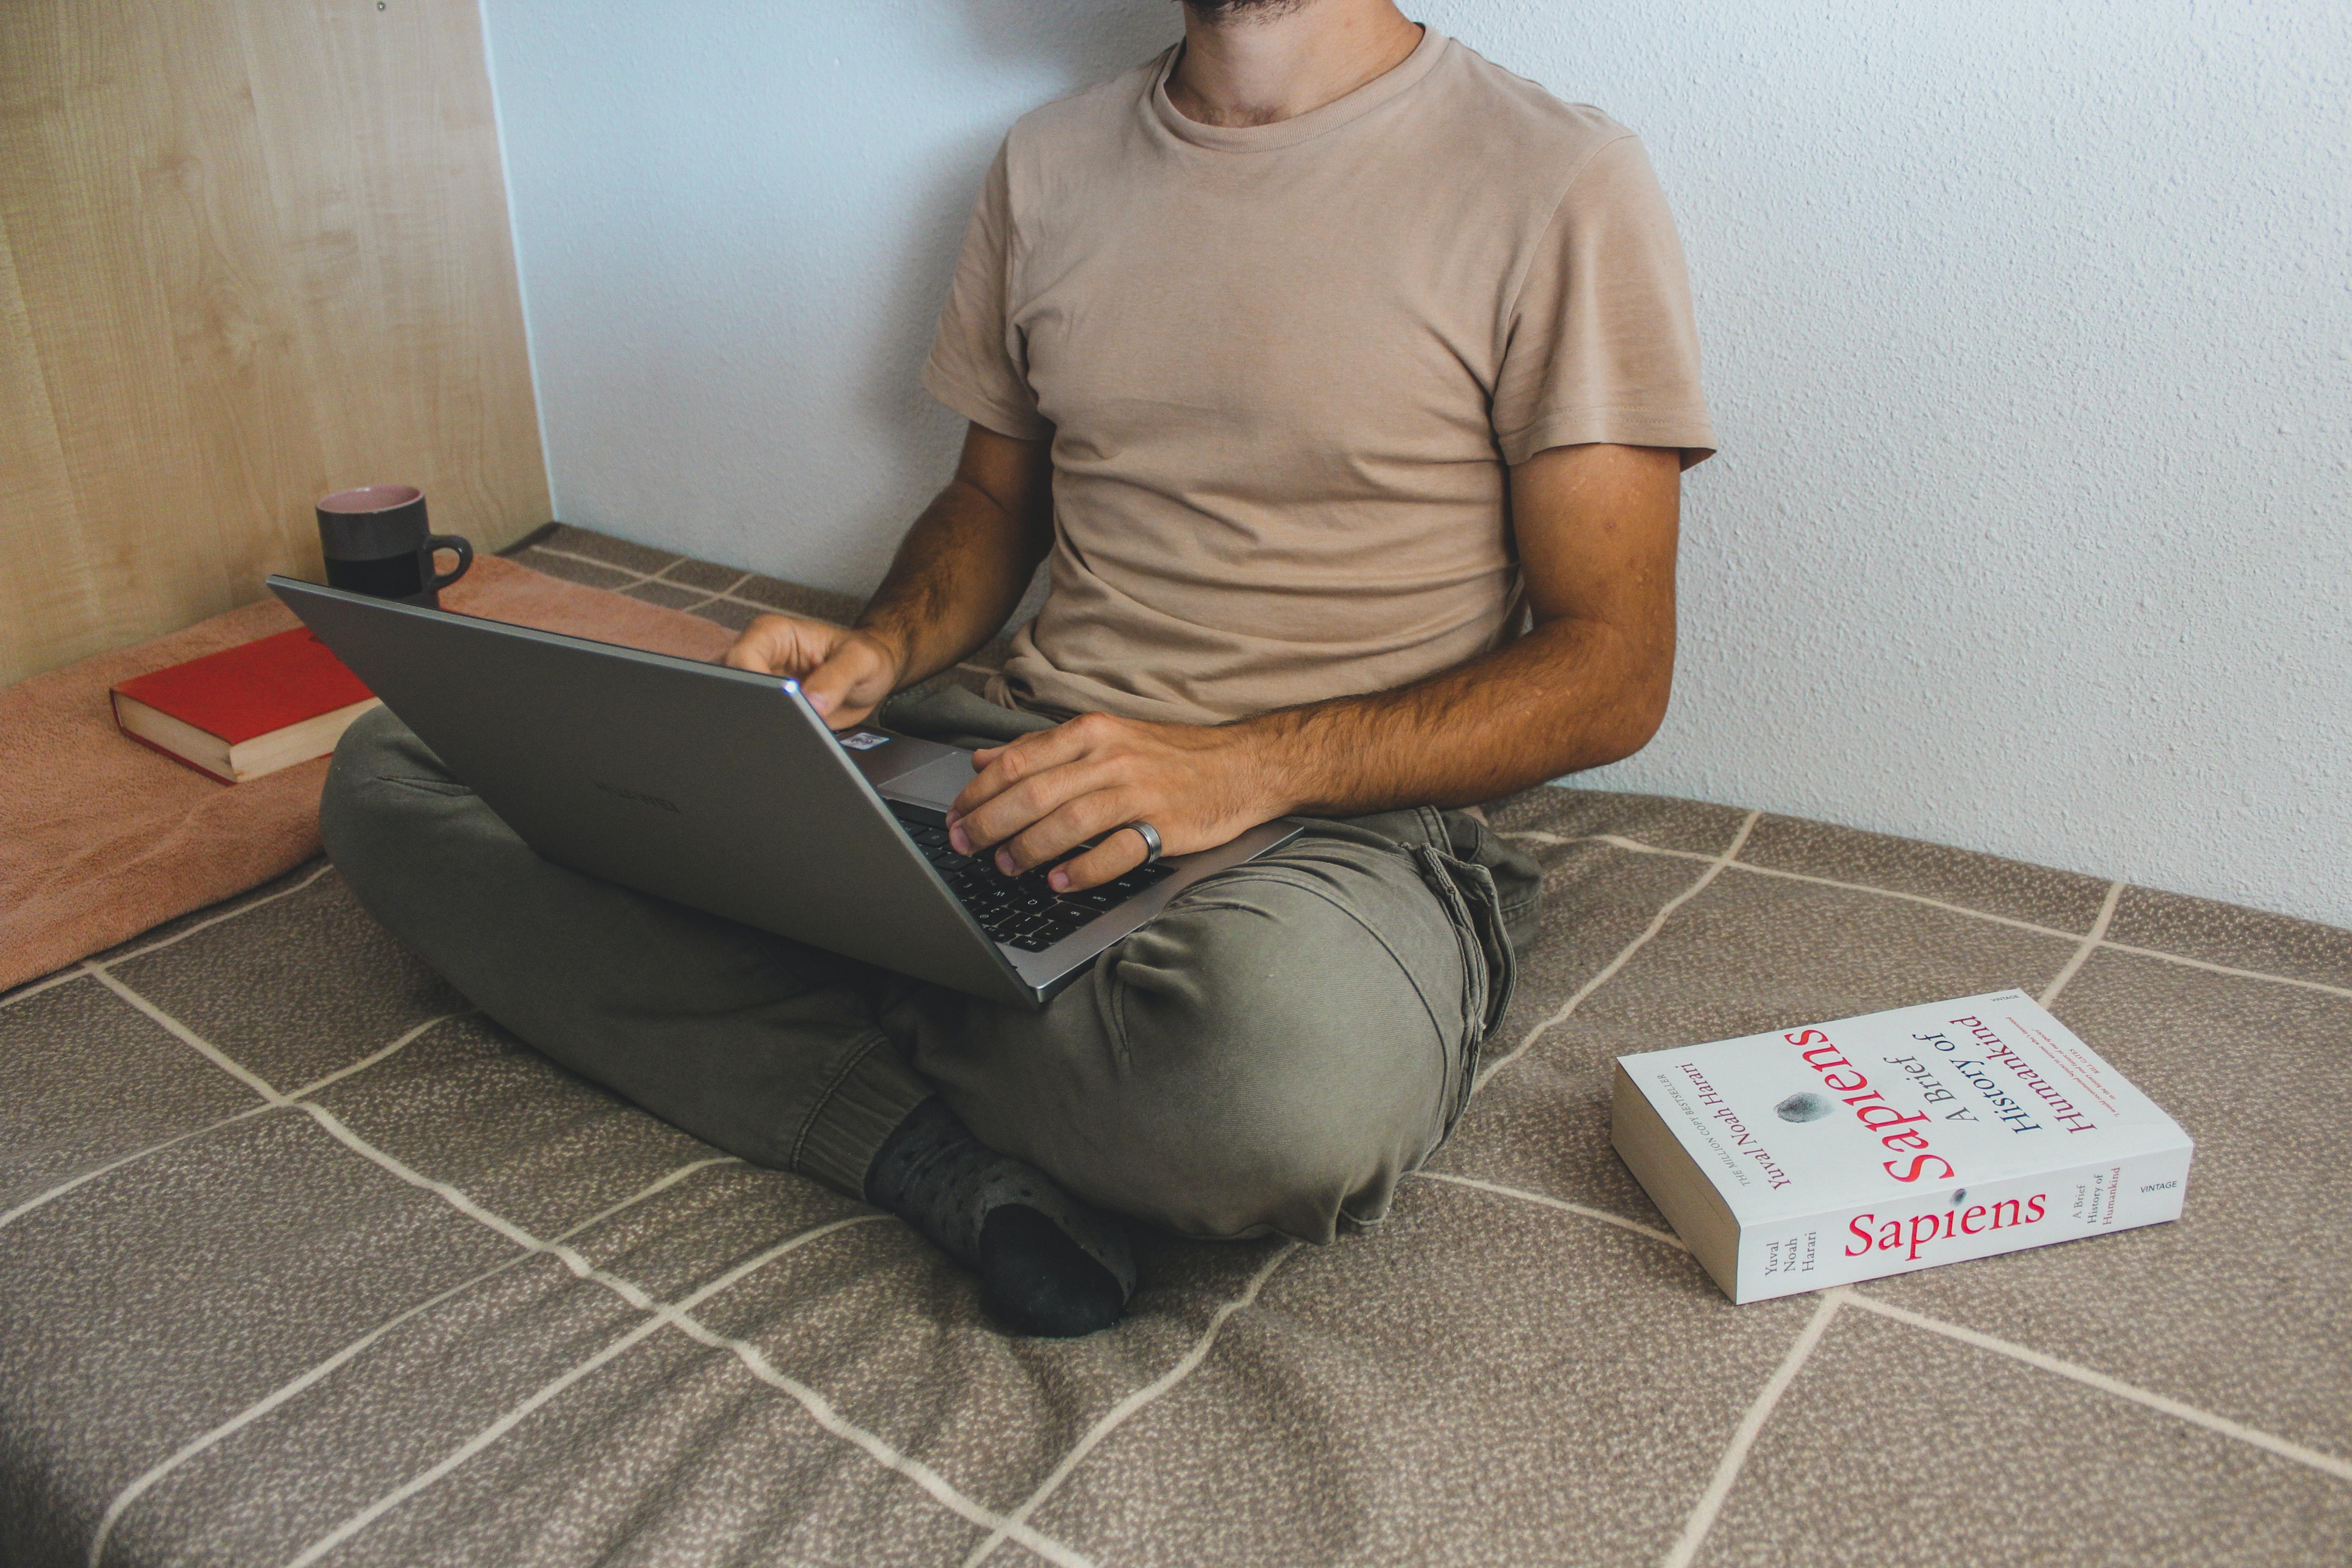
[379,774,475,798]
[1407,843,1519,1139]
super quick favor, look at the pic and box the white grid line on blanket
[0,965,88,1008]
[292,1309,668,1565]
[0,1006,469,1233]
[1504,829,2352,1001]
[1659,1286,2352,1568]
[679,571,755,612]
[2041,880,2124,1006]
[520,545,1011,680]
[88,1155,739,1568]
[933,809,1775,1567]
[1838,1292,2352,1484]
[1476,812,1760,1091]
[1658,1290,1846,1568]
[275,1186,1092,1568]
[81,966,1093,1568]
[0,863,336,1013]
[957,816,1775,1568]
[946,816,1781,1568]
[940,809,1777,1568]
[513,543,667,585]
[281,1212,917,1568]
[518,541,663,574]
[1410,1170,1686,1251]
[519,543,852,625]
[0,1103,272,1231]
[296,1120,1078,1563]
[961,1243,1303,1568]
[1400,1171,1851,1568]
[87,965,302,1102]
[1426,1171,2352,1499]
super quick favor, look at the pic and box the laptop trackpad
[879,749,984,810]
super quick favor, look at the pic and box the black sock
[863,1098,1135,1338]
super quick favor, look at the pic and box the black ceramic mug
[316,485,473,609]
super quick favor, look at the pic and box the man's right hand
[715,423,1051,732]
[722,615,906,730]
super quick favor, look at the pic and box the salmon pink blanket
[0,557,734,993]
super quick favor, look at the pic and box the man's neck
[1166,0,1424,129]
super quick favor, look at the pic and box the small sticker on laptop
[840,732,890,750]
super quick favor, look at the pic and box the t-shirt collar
[1150,24,1449,152]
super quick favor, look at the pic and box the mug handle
[426,534,474,591]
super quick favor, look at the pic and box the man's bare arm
[948,442,1680,890]
[1253,441,1677,808]
[723,422,1054,726]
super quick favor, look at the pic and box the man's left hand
[946,713,1285,892]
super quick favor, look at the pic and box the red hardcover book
[110,627,379,784]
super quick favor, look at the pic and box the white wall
[481,0,2352,927]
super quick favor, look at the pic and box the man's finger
[799,638,889,725]
[1045,827,1149,893]
[720,617,794,673]
[947,725,1095,837]
[990,782,1138,876]
[722,614,842,678]
[957,757,1108,864]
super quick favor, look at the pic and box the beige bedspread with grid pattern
[4,529,2347,1567]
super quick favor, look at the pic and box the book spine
[1733,1142,2193,1303]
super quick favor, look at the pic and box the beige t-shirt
[922,26,1714,726]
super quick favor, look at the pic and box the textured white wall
[481,0,2351,926]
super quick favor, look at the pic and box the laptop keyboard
[887,802,1177,952]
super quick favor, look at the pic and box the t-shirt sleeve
[920,142,1054,442]
[1491,134,1715,469]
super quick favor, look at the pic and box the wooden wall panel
[0,0,548,686]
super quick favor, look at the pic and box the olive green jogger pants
[319,686,1537,1243]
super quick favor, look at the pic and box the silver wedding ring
[1121,820,1164,867]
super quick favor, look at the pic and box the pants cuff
[789,1029,931,1199]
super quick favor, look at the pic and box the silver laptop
[269,576,1297,1009]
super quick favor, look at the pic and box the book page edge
[224,697,384,782]
[112,691,236,784]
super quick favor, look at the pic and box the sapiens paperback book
[1611,990,2192,1303]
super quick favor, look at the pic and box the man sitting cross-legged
[322,0,1713,1336]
